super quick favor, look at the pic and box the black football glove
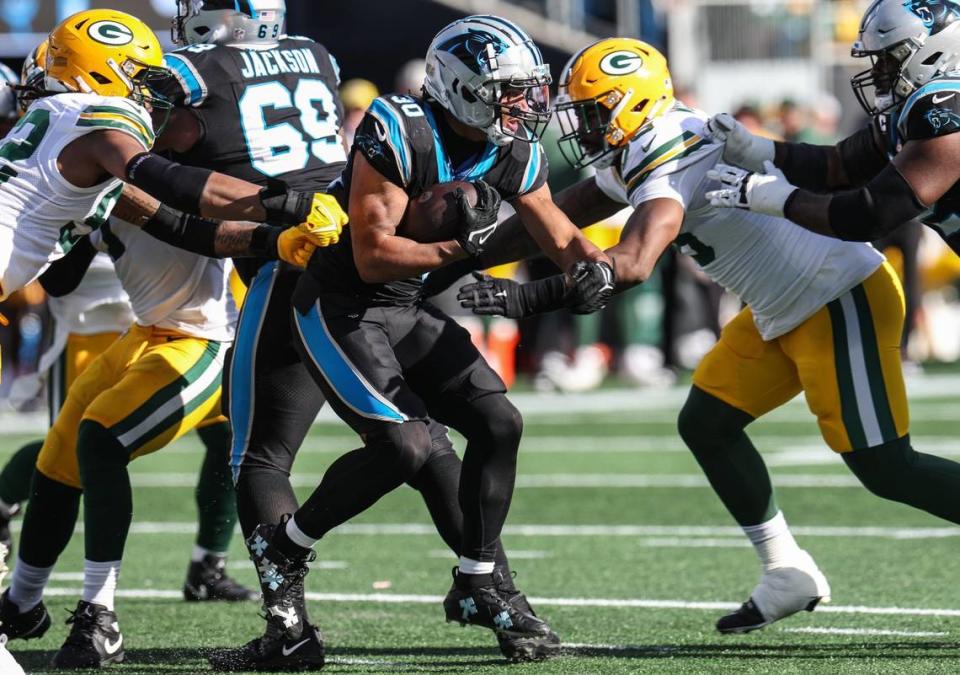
[946,228,960,256]
[455,180,502,259]
[564,260,616,314]
[457,271,567,319]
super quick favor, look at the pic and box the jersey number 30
[239,79,345,177]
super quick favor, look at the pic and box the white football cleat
[717,550,831,634]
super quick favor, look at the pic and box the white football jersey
[595,102,884,340]
[0,93,154,299]
[90,218,237,342]
[47,253,133,336]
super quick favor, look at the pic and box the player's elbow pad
[826,164,927,242]
[125,152,213,216]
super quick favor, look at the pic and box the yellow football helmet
[18,39,47,113]
[556,38,674,169]
[46,9,168,104]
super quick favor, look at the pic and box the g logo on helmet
[87,20,134,46]
[599,51,644,76]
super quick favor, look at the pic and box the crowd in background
[3,55,960,405]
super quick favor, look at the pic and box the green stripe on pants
[827,298,867,449]
[850,284,898,443]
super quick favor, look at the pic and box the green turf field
[2,374,960,673]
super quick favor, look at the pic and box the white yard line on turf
[39,587,960,619]
[782,627,948,637]
[18,522,958,539]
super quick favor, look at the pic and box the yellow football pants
[47,331,123,426]
[693,262,909,452]
[38,324,226,488]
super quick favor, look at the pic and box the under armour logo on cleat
[459,597,478,620]
[493,611,513,630]
[250,535,268,557]
[258,563,284,591]
[268,605,300,628]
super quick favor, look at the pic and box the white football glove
[705,161,797,217]
[703,113,775,172]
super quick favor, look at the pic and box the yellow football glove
[300,193,348,247]
[276,228,319,268]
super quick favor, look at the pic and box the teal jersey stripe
[850,284,899,443]
[827,298,868,449]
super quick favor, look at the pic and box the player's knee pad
[678,386,752,450]
[843,436,913,502]
[367,421,433,480]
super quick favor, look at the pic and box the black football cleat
[208,622,325,672]
[183,554,259,602]
[0,502,19,564]
[52,601,124,669]
[490,568,561,661]
[0,588,50,641]
[443,567,560,662]
[208,517,321,671]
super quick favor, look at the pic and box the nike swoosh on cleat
[281,638,310,657]
[104,635,123,655]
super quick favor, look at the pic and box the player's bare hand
[703,113,775,172]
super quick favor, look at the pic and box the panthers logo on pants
[37,324,226,488]
[693,262,908,452]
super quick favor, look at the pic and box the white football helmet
[172,0,285,46]
[0,62,17,121]
[851,0,960,114]
[423,15,552,146]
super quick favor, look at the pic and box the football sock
[8,557,52,612]
[679,386,778,525]
[284,515,317,549]
[742,511,803,572]
[236,468,300,539]
[76,421,132,563]
[81,559,120,611]
[192,545,223,562]
[194,422,238,554]
[18,471,82,568]
[0,440,41,506]
[458,557,495,575]
[844,435,960,523]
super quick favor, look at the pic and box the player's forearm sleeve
[775,141,831,191]
[142,204,280,259]
[516,275,567,316]
[38,237,97,297]
[125,152,213,216]
[836,125,889,187]
[826,163,926,241]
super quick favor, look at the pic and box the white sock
[285,516,317,550]
[81,560,120,611]
[458,557,495,576]
[742,511,803,572]
[191,545,224,562]
[8,557,53,611]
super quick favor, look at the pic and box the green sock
[678,386,778,526]
[194,422,238,554]
[77,420,132,562]
[0,440,42,506]
[18,471,82,567]
[845,435,960,523]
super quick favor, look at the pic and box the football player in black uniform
[155,3,558,670]
[238,14,614,663]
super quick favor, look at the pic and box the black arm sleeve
[836,122,889,187]
[142,204,280,259]
[775,141,831,191]
[38,237,97,297]
[125,152,212,215]
[826,163,927,241]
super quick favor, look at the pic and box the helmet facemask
[556,87,644,170]
[476,69,552,143]
[851,41,917,116]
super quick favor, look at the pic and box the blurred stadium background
[2,0,960,399]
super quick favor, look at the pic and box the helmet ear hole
[90,71,112,85]
[632,98,649,113]
[193,25,210,36]
[460,86,478,104]
[922,51,943,66]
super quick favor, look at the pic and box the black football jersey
[309,93,549,305]
[158,37,347,282]
[885,75,960,247]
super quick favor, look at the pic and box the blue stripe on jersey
[421,103,498,182]
[228,260,277,484]
[899,78,960,128]
[368,98,412,185]
[520,144,542,193]
[163,54,204,105]
[293,302,407,423]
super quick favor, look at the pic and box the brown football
[398,181,476,243]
